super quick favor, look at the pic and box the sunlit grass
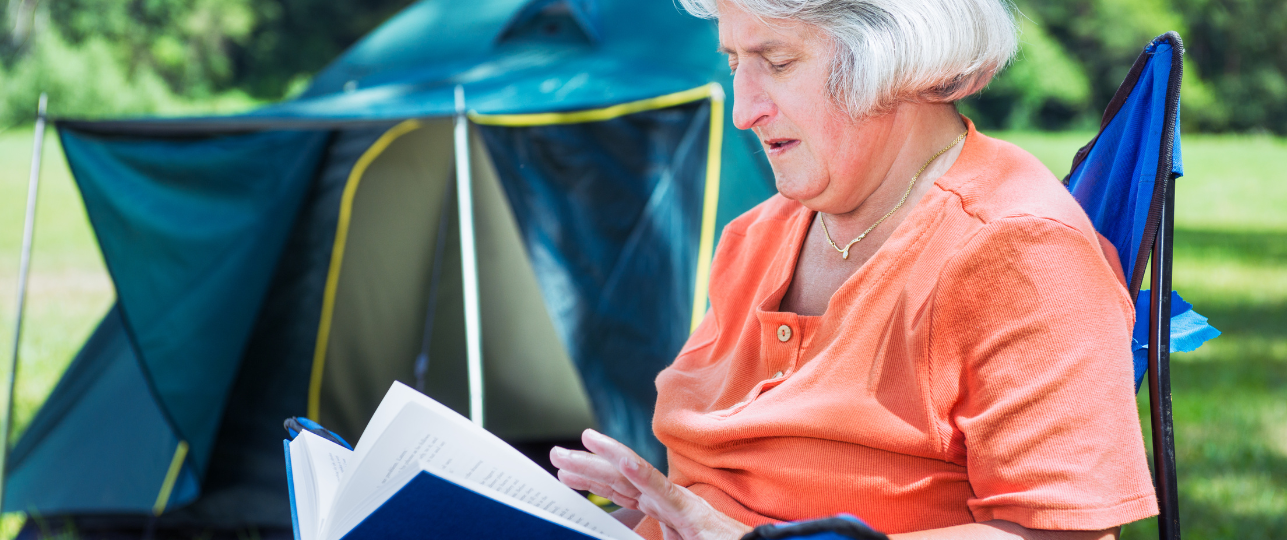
[0,127,1281,538]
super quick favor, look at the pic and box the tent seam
[467,82,725,334]
[308,119,423,419]
[467,84,715,126]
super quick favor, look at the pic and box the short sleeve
[931,216,1158,530]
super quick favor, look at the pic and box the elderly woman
[550,0,1158,538]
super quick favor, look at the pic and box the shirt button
[773,371,784,379]
[777,324,792,342]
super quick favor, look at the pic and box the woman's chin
[773,174,827,203]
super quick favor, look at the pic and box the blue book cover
[284,440,302,540]
[336,471,602,540]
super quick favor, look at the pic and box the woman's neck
[822,103,967,237]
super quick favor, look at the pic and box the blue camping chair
[743,32,1218,540]
[1066,31,1221,540]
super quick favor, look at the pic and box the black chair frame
[1068,31,1185,540]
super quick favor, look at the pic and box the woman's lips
[763,138,800,155]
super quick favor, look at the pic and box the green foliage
[231,0,416,98]
[1,0,1285,133]
[965,0,1285,134]
[0,0,413,124]
[49,0,256,96]
[0,27,177,124]
[42,0,413,99]
[0,26,259,126]
[1174,0,1287,133]
[962,14,1094,130]
[965,0,1191,130]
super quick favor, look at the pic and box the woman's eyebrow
[717,40,790,56]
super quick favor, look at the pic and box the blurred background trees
[0,0,411,123]
[963,0,1286,134]
[0,0,1282,134]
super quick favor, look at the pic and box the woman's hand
[550,429,752,540]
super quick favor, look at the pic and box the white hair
[682,0,1019,117]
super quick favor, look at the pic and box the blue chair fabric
[1065,31,1205,540]
[1064,32,1218,393]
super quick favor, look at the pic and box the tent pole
[454,85,485,427]
[1,93,47,511]
[415,182,454,392]
[1147,173,1180,539]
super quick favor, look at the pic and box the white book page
[297,431,352,537]
[324,386,641,540]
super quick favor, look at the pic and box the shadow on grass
[1124,356,1287,539]
[1174,227,1287,267]
[1124,227,1287,539]
[1193,302,1287,345]
[1173,226,1286,348]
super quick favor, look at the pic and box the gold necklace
[820,131,967,259]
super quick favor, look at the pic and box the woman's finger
[557,469,639,509]
[580,431,701,528]
[580,429,639,463]
[619,454,690,519]
[550,446,618,480]
[580,430,656,497]
[553,442,643,499]
[555,468,593,491]
[574,431,750,538]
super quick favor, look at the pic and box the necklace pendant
[841,247,850,260]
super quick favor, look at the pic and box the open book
[284,381,645,540]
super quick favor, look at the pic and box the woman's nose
[731,68,776,130]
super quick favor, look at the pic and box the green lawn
[0,128,1283,538]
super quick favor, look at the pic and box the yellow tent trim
[469,82,726,332]
[152,440,189,516]
[468,84,717,126]
[691,84,724,332]
[307,84,726,417]
[308,119,423,419]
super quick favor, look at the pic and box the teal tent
[5,0,774,533]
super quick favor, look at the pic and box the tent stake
[454,86,485,427]
[1,93,47,512]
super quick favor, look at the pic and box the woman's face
[718,1,896,214]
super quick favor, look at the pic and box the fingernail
[553,447,569,458]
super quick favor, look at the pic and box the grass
[0,127,1283,538]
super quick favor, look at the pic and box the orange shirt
[638,121,1158,537]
